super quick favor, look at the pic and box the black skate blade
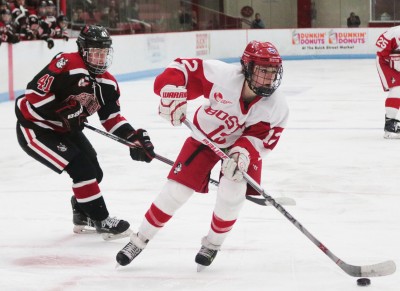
[102,229,133,241]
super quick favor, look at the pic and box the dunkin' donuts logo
[292,30,325,45]
[327,29,366,44]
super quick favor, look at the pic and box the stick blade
[340,260,396,277]
[246,195,296,206]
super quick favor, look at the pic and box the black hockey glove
[47,38,54,49]
[56,100,87,132]
[127,129,155,163]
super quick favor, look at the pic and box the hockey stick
[83,123,295,206]
[182,118,396,277]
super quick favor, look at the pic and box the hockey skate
[384,117,400,139]
[94,216,132,241]
[116,233,148,267]
[195,237,220,272]
[71,196,131,240]
[71,196,96,234]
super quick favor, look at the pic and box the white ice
[1,59,399,291]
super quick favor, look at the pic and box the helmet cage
[81,47,113,75]
[242,60,283,97]
[241,41,283,97]
[77,25,113,75]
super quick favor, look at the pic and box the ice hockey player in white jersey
[376,25,400,138]
[116,40,289,271]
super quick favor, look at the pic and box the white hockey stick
[182,118,396,277]
[83,122,295,207]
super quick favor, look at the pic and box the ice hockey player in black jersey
[15,24,156,239]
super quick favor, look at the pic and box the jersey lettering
[376,36,388,49]
[181,59,199,72]
[262,127,283,150]
[204,107,241,144]
[37,74,54,92]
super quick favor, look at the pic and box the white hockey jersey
[154,58,289,158]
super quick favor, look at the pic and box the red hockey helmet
[241,41,283,97]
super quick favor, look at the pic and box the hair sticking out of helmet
[77,25,113,75]
[241,40,283,97]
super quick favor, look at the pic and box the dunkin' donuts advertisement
[291,29,369,54]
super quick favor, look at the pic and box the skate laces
[198,246,217,259]
[102,216,119,228]
[121,242,142,259]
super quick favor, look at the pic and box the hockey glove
[390,54,400,72]
[127,129,155,163]
[56,100,87,131]
[47,38,54,49]
[159,85,187,126]
[221,146,250,182]
[62,31,69,41]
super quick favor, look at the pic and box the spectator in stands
[251,13,265,29]
[0,8,20,45]
[127,0,139,20]
[206,14,219,30]
[54,14,68,41]
[83,0,96,20]
[102,0,119,28]
[26,13,38,39]
[71,8,85,24]
[0,0,10,11]
[36,1,46,18]
[11,7,29,39]
[45,0,55,17]
[11,0,32,15]
[347,12,360,28]
[178,4,192,31]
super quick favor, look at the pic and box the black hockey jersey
[15,52,134,137]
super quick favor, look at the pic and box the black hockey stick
[182,117,396,277]
[83,123,295,206]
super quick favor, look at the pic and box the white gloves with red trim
[159,85,187,126]
[221,146,250,182]
[390,54,400,72]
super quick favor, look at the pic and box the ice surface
[1,59,399,290]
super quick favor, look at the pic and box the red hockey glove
[127,129,155,163]
[159,85,187,126]
[56,100,87,131]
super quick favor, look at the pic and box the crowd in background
[0,0,68,48]
[0,0,380,49]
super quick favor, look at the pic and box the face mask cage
[242,61,283,97]
[81,47,113,75]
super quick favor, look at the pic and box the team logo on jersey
[57,142,68,152]
[70,92,100,115]
[173,162,182,174]
[56,57,68,69]
[392,77,396,84]
[214,92,232,104]
[78,77,90,87]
